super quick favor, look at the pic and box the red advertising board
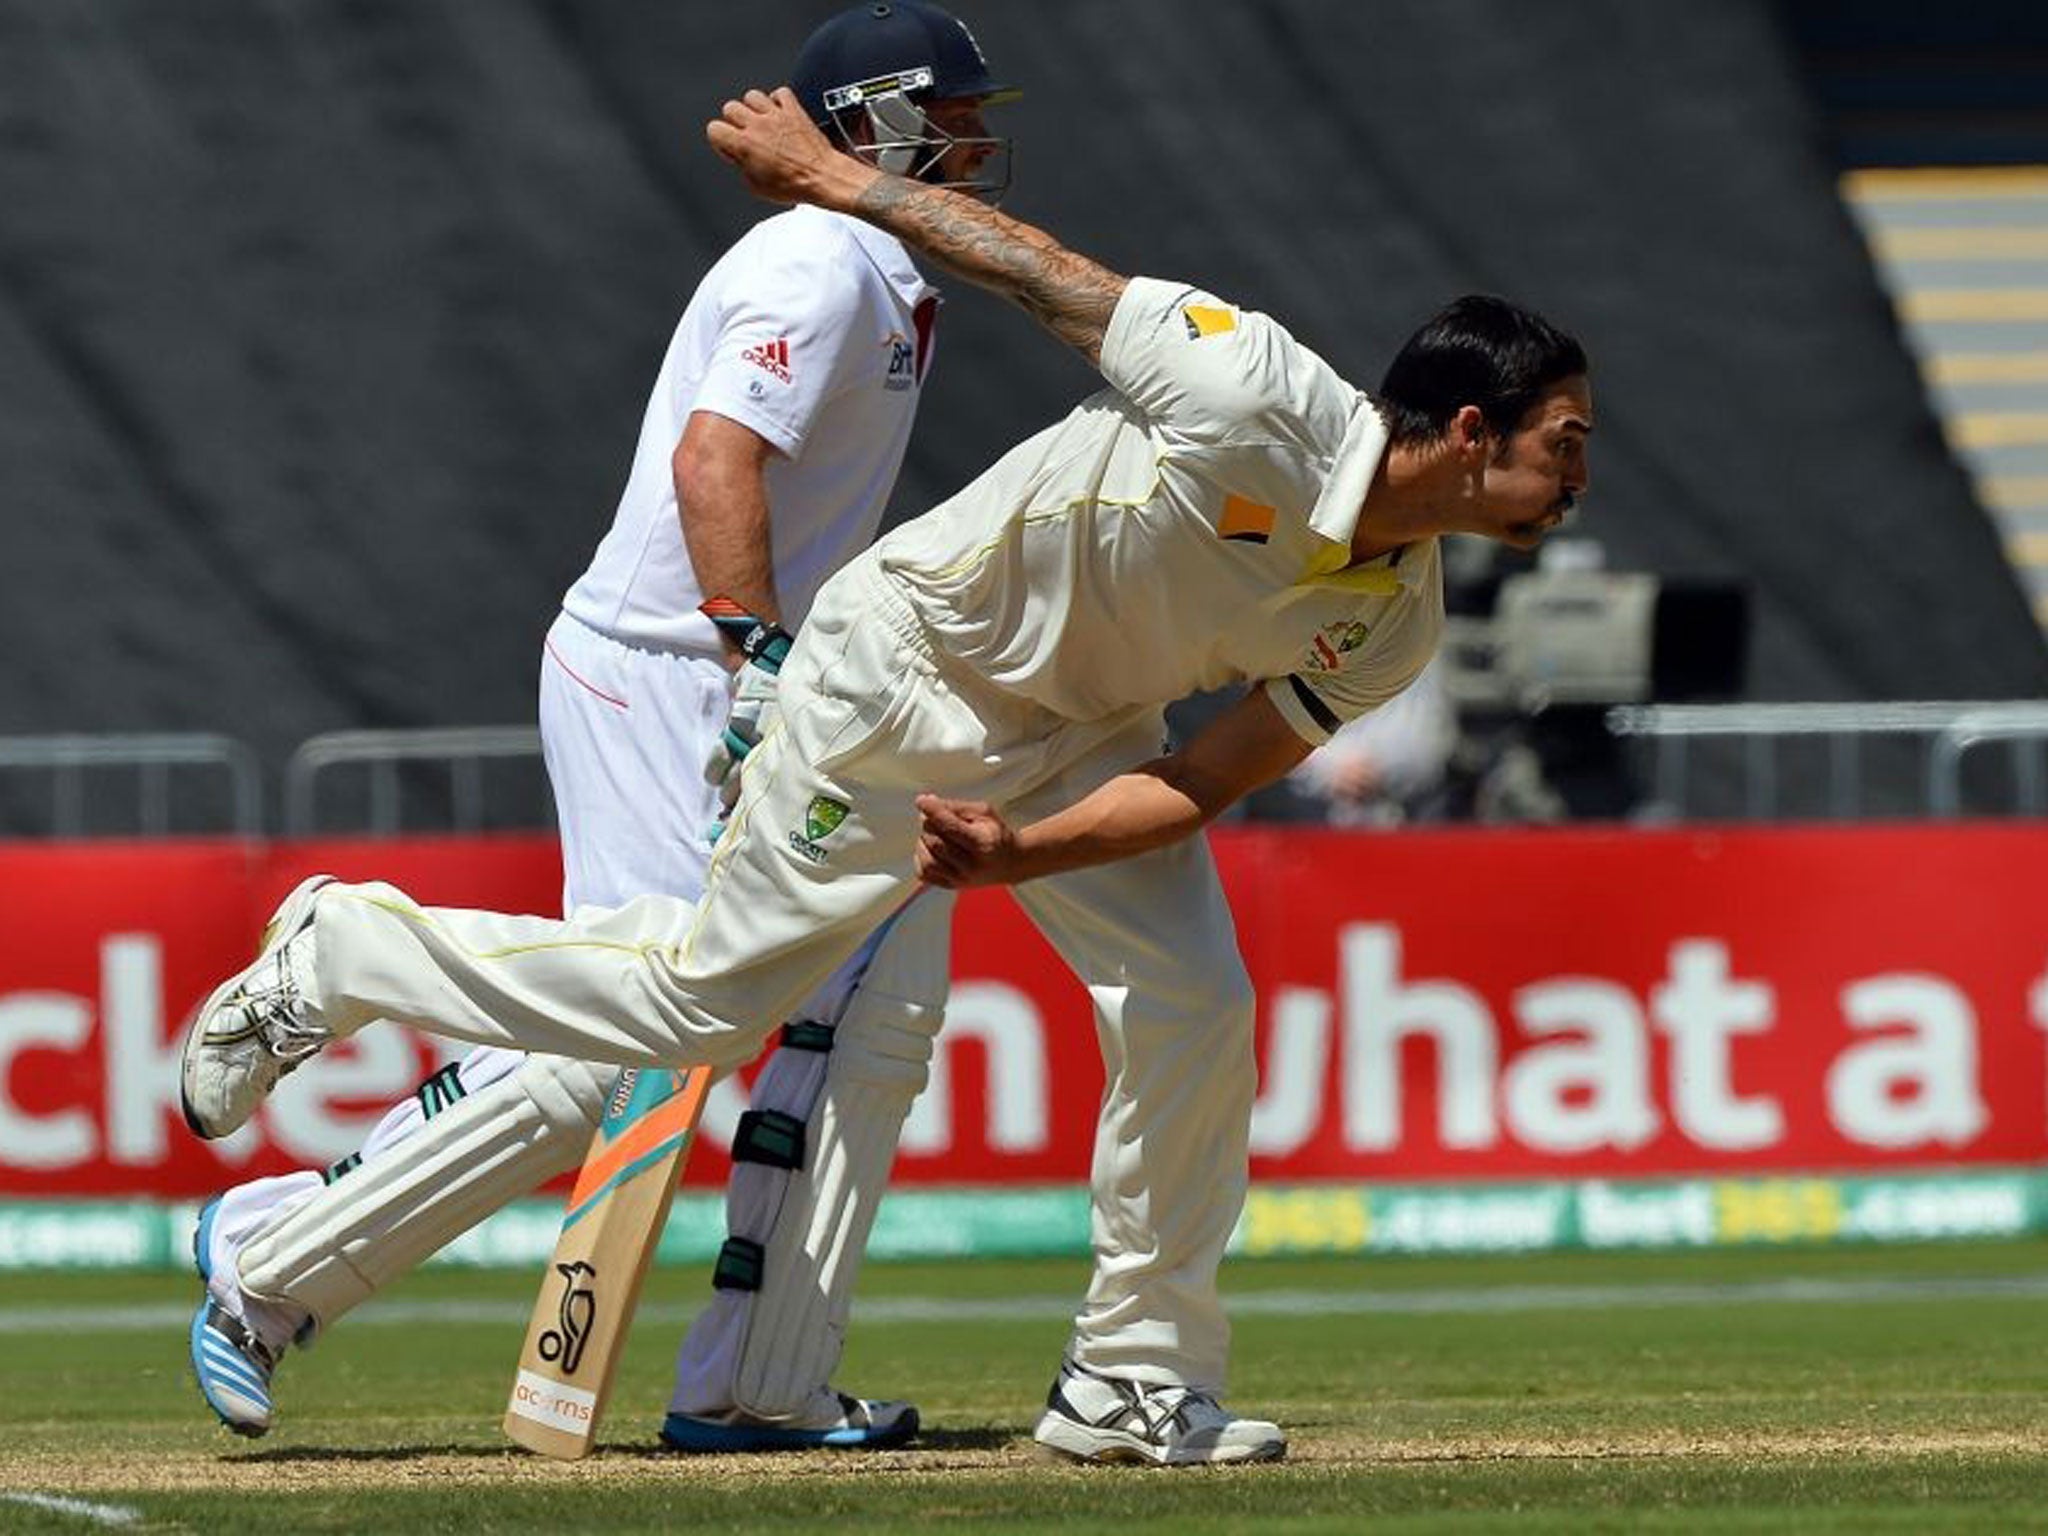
[0,837,567,1199]
[2,824,2045,1196]
[1219,824,2046,1178]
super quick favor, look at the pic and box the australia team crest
[1305,620,1370,672]
[789,795,851,864]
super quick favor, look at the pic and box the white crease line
[11,1273,2048,1336]
[0,1492,141,1527]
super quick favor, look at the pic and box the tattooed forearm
[853,176,1127,366]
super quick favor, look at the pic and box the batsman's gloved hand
[701,598,794,823]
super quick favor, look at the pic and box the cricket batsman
[185,1,1017,1454]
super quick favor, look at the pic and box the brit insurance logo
[1305,619,1369,672]
[788,794,850,865]
[537,1260,598,1374]
[741,335,793,384]
[883,330,915,391]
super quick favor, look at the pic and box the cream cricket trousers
[225,613,949,1420]
[313,556,1258,1391]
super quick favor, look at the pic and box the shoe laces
[266,1012,327,1065]
[1136,1381,1227,1432]
[238,939,324,1063]
[1061,1362,1225,1437]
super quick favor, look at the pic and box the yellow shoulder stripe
[1183,304,1238,338]
[1305,565,1403,595]
[1298,541,1402,593]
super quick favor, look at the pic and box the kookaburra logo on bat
[538,1261,598,1373]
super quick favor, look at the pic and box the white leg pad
[668,893,951,1421]
[318,1044,529,1182]
[237,1052,611,1326]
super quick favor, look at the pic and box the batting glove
[701,598,794,820]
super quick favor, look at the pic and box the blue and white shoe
[188,1196,283,1438]
[659,1392,919,1452]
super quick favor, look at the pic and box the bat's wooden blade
[502,1063,712,1458]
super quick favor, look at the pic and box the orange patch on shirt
[1219,495,1276,544]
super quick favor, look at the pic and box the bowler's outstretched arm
[708,87,1126,366]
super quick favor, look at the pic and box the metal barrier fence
[283,727,549,837]
[7,706,2048,836]
[0,734,262,838]
[1606,702,2048,819]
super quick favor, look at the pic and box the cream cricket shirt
[564,205,937,657]
[877,275,1441,743]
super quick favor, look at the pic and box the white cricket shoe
[1032,1358,1287,1466]
[180,875,336,1140]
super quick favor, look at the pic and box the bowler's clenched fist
[915,793,1020,889]
[706,86,859,207]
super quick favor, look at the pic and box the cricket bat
[502,1063,713,1458]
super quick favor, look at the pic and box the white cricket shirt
[564,205,937,656]
[877,275,1442,743]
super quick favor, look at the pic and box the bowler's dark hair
[1375,295,1586,445]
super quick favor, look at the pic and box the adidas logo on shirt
[741,336,793,383]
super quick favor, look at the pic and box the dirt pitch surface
[8,1427,2047,1498]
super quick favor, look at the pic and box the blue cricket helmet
[791,2,1018,125]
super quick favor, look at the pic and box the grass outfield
[5,1241,2048,1532]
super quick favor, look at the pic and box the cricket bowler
[181,83,1591,1465]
